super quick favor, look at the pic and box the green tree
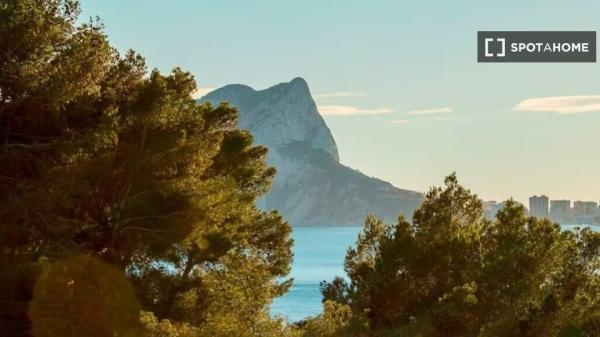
[0,1,292,336]
[320,174,600,337]
[301,301,354,337]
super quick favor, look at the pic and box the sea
[271,223,599,322]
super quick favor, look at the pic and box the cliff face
[202,77,339,162]
[200,78,422,225]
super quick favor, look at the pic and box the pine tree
[320,174,600,337]
[0,1,293,336]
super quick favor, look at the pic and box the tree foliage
[0,1,292,336]
[319,174,600,337]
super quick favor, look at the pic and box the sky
[79,0,600,205]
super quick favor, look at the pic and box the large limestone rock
[200,78,422,225]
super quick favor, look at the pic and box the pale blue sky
[80,0,600,204]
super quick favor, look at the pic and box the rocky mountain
[200,77,422,225]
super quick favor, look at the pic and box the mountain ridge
[200,78,422,225]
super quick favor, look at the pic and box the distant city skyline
[485,195,600,224]
[79,0,600,204]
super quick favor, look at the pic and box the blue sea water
[271,225,362,322]
[272,223,599,322]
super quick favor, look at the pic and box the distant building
[573,201,598,217]
[550,200,571,223]
[529,195,549,219]
[571,201,598,225]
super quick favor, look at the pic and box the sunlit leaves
[1,1,293,336]
[319,175,600,337]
